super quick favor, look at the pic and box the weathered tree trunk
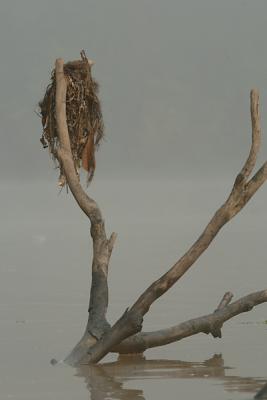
[52,57,267,365]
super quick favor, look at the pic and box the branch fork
[53,57,267,365]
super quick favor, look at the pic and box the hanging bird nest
[39,50,104,186]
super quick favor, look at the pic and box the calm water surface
[1,179,266,399]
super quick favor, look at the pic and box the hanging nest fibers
[39,50,104,186]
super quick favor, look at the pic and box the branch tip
[215,292,234,312]
[55,58,64,70]
[239,89,261,180]
[108,232,117,253]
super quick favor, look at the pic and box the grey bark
[53,58,267,365]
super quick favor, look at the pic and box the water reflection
[75,354,265,400]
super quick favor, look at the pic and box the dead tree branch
[77,88,267,364]
[53,58,267,365]
[54,59,116,365]
[111,290,267,354]
[65,289,267,358]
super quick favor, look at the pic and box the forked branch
[78,89,267,364]
[55,59,116,357]
[54,58,267,365]
[111,290,267,354]
[62,289,267,361]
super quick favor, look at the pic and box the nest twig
[39,50,104,186]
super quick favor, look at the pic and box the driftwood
[50,57,267,365]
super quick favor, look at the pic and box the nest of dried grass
[39,50,104,185]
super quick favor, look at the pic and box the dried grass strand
[39,51,104,185]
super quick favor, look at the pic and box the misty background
[1,0,267,180]
[1,2,267,399]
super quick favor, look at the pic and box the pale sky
[1,0,267,180]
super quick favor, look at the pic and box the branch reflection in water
[75,354,265,400]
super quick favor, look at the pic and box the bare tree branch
[68,290,267,358]
[110,290,267,354]
[79,89,267,364]
[54,59,116,364]
[214,291,233,312]
[240,90,261,179]
[53,57,267,365]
